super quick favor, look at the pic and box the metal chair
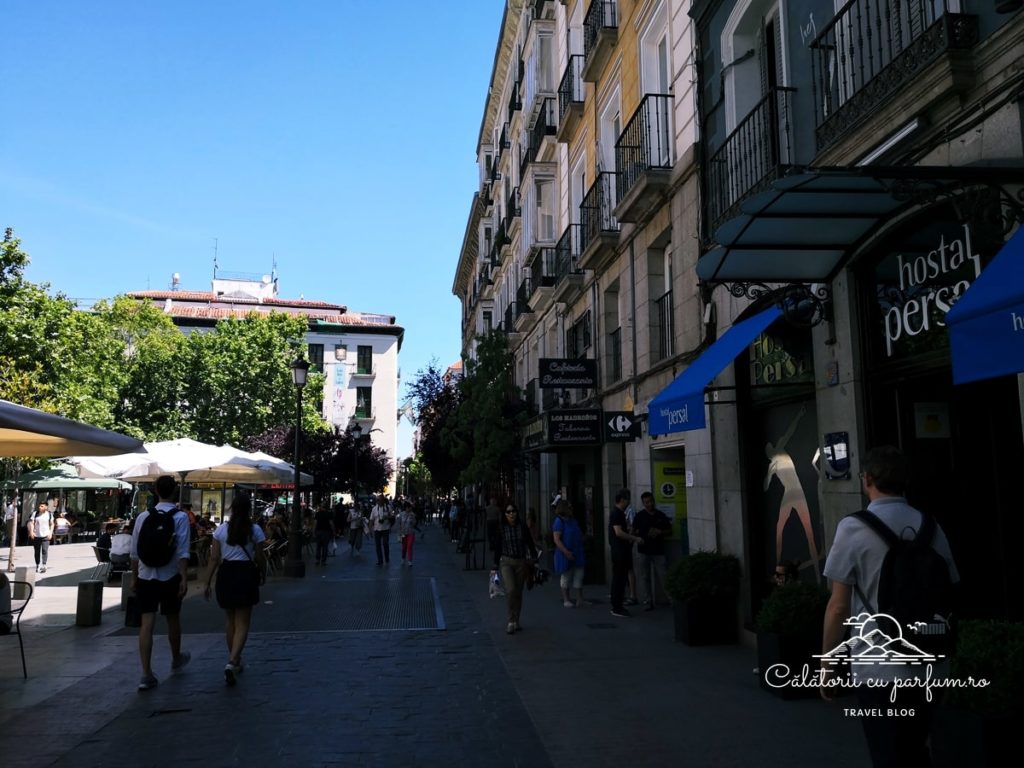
[91,546,111,580]
[1,580,34,678]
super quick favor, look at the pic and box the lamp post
[350,421,363,506]
[284,356,310,578]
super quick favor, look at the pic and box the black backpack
[136,508,178,567]
[853,510,955,656]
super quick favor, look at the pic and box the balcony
[514,279,535,331]
[504,304,525,343]
[578,172,620,271]
[529,247,557,313]
[614,94,673,223]
[706,87,795,234]
[531,98,558,163]
[582,1,617,83]
[810,0,977,152]
[534,0,555,20]
[351,364,376,378]
[490,222,507,266]
[556,55,584,142]
[552,223,584,303]
[505,187,522,239]
[654,289,674,362]
[607,326,622,384]
[507,78,522,125]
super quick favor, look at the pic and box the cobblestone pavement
[1,530,868,767]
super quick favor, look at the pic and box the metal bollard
[76,580,104,627]
[120,571,134,610]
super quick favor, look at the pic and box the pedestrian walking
[26,502,53,573]
[204,492,266,686]
[131,475,192,691]
[347,504,365,556]
[396,501,418,565]
[495,504,539,634]
[820,446,959,766]
[370,495,393,566]
[313,503,335,566]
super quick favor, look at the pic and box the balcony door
[640,2,672,166]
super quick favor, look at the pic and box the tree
[185,312,327,445]
[405,360,462,492]
[442,330,521,491]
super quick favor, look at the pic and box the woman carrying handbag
[204,493,266,686]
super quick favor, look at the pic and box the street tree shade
[0,399,143,458]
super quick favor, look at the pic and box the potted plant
[665,550,741,646]
[932,619,1024,768]
[755,582,829,698]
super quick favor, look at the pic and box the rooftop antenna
[213,237,219,278]
[271,253,278,284]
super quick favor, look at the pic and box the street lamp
[284,356,310,578]
[350,421,363,505]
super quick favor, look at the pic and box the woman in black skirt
[204,493,266,685]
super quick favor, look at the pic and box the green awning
[3,464,132,491]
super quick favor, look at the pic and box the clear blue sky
[0,0,504,457]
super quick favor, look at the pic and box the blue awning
[647,306,782,435]
[946,227,1024,385]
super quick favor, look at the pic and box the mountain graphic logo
[814,612,944,667]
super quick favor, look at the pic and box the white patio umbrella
[73,438,313,486]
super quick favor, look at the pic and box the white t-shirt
[213,522,266,562]
[131,503,192,581]
[370,504,392,532]
[110,532,133,557]
[28,511,53,538]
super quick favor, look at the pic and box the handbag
[240,540,266,586]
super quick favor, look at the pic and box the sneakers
[563,600,575,608]
[171,651,191,673]
[624,597,639,606]
[610,608,632,618]
[506,622,515,634]
[39,565,46,573]
[138,674,159,691]
[224,662,239,686]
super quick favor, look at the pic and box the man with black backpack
[131,475,193,691]
[820,446,959,767]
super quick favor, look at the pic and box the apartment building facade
[454,0,702,581]
[129,273,404,493]
[674,0,1024,623]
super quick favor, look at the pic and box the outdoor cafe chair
[91,546,111,581]
[1,580,34,678]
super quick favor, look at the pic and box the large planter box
[757,630,821,699]
[673,596,737,646]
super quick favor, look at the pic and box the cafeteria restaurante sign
[539,358,598,388]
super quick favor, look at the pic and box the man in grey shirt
[820,445,958,767]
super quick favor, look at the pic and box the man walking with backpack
[131,475,192,691]
[820,446,959,767]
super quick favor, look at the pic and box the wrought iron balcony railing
[530,247,557,295]
[516,279,533,314]
[583,1,617,66]
[531,98,557,154]
[508,79,522,124]
[654,289,674,362]
[706,86,795,232]
[524,377,539,414]
[558,55,584,123]
[580,172,619,255]
[554,224,582,285]
[506,186,521,220]
[809,0,978,151]
[615,93,673,201]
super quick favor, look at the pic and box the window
[307,343,324,373]
[536,179,555,242]
[357,345,372,375]
[565,310,593,358]
[355,387,372,418]
[483,311,493,333]
[538,34,554,92]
